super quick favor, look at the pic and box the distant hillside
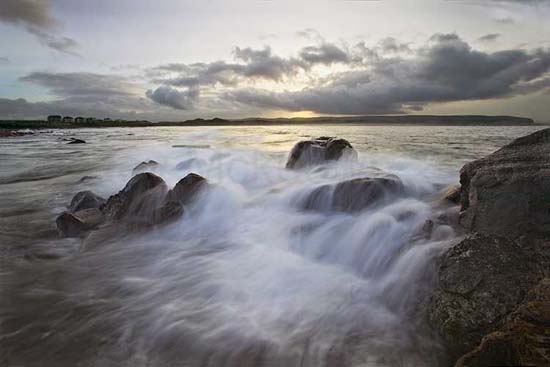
[167,115,535,126]
[0,115,535,129]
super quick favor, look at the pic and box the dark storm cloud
[225,34,550,114]
[0,0,78,55]
[377,37,411,54]
[478,33,501,42]
[0,0,54,28]
[145,86,199,110]
[19,72,135,97]
[149,46,304,89]
[1,71,155,119]
[298,43,349,65]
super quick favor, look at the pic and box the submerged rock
[69,191,106,212]
[286,137,358,169]
[459,128,550,239]
[300,175,404,212]
[456,278,550,367]
[132,160,161,175]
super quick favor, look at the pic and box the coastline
[0,115,542,132]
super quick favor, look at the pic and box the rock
[0,129,34,137]
[300,175,404,212]
[459,128,550,239]
[67,138,86,144]
[102,172,167,220]
[154,173,208,225]
[428,234,545,359]
[456,278,550,367]
[132,160,160,175]
[165,173,207,205]
[153,201,184,225]
[286,137,358,169]
[441,185,461,205]
[56,208,104,237]
[68,191,106,212]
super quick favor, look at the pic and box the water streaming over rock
[0,125,543,366]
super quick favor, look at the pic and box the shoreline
[0,115,543,131]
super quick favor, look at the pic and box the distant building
[63,116,74,123]
[75,117,85,123]
[47,115,62,123]
[85,117,96,123]
[103,118,112,122]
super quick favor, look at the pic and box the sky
[0,0,549,122]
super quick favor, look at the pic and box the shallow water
[0,124,545,366]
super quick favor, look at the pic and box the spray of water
[0,134,459,367]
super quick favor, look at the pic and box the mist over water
[0,125,543,366]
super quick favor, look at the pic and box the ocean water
[0,124,545,366]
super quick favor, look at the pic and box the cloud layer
[0,0,78,55]
[1,32,550,120]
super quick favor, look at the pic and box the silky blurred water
[0,124,545,366]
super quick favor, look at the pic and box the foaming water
[0,125,545,366]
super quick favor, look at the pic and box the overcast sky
[1,0,549,121]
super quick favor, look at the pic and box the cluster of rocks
[0,129,35,137]
[53,130,550,366]
[428,128,550,366]
[56,172,208,241]
[286,136,358,169]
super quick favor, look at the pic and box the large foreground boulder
[459,128,550,239]
[456,278,550,367]
[428,234,545,359]
[286,137,358,169]
[300,175,404,212]
[429,128,550,364]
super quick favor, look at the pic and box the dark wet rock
[300,175,404,212]
[456,278,550,367]
[165,173,207,205]
[286,137,358,169]
[459,128,550,239]
[56,208,104,237]
[124,184,169,224]
[102,172,167,220]
[67,138,86,144]
[153,201,184,225]
[428,234,545,360]
[150,173,208,225]
[441,185,461,205]
[175,158,205,171]
[132,160,160,175]
[69,191,106,212]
